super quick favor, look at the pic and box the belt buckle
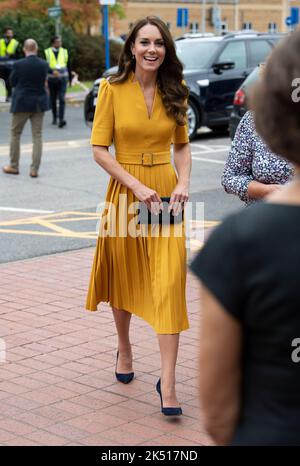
[142,152,153,166]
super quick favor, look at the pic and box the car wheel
[187,101,199,140]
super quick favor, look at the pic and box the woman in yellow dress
[86,16,192,416]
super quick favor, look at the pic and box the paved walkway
[0,247,213,446]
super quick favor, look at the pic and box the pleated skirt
[85,161,189,334]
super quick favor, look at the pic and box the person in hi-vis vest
[44,36,72,128]
[0,27,20,100]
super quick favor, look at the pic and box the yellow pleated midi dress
[86,75,189,334]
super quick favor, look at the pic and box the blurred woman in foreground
[191,31,300,445]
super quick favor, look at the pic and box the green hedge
[72,34,122,81]
[0,13,75,60]
[0,13,122,80]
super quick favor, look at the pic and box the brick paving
[0,248,213,446]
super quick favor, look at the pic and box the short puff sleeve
[173,122,189,144]
[90,79,114,146]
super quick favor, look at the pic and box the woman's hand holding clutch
[131,182,163,215]
[169,183,189,216]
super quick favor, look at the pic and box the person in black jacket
[2,39,49,178]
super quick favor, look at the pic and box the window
[176,41,220,70]
[248,40,272,67]
[189,22,199,33]
[217,41,247,69]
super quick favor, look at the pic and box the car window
[176,41,220,70]
[216,41,247,69]
[265,36,284,46]
[242,65,260,90]
[248,40,272,67]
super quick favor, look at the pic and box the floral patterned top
[222,111,294,205]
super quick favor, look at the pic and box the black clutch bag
[137,197,184,225]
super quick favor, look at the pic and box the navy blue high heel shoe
[115,350,134,384]
[156,378,182,416]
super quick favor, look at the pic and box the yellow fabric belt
[116,151,171,167]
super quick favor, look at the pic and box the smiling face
[131,24,166,75]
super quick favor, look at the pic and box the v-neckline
[130,72,157,120]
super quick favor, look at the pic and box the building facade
[108,0,300,38]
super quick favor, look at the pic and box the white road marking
[192,143,230,152]
[0,139,229,160]
[192,155,226,165]
[0,207,55,213]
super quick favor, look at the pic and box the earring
[132,54,135,60]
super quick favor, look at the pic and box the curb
[65,96,86,105]
[66,91,88,105]
[0,95,86,111]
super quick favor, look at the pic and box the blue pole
[103,5,110,70]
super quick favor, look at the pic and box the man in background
[2,39,49,178]
[44,36,72,128]
[0,27,20,101]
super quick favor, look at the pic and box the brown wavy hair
[251,30,300,164]
[109,16,189,126]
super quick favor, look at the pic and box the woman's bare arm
[169,142,191,214]
[247,180,283,199]
[199,283,242,445]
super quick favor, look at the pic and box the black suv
[177,32,284,138]
[84,32,284,139]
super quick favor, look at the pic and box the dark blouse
[190,203,300,445]
[222,112,294,204]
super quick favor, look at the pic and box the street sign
[286,7,299,27]
[99,0,116,5]
[291,7,299,25]
[48,6,61,18]
[177,8,189,28]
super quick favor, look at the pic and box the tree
[0,0,51,18]
[0,0,100,35]
[109,1,126,38]
[0,0,126,37]
[0,11,75,60]
[61,0,101,35]
[0,0,19,14]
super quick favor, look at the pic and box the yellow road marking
[0,211,100,227]
[0,210,219,245]
[0,211,100,238]
[0,229,97,239]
